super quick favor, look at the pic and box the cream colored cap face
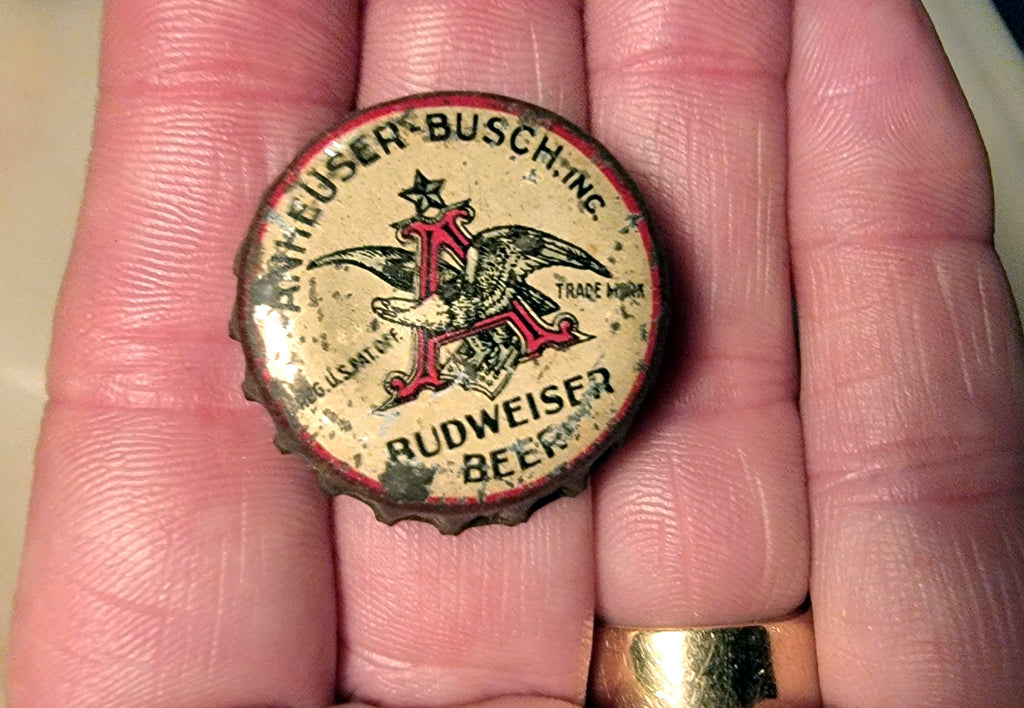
[237,94,662,525]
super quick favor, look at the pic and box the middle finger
[334,1,594,705]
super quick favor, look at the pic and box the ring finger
[588,0,809,628]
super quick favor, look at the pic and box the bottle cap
[231,92,665,533]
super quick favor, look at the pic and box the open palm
[7,1,1024,706]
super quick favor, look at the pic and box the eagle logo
[308,171,611,408]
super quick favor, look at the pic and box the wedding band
[588,606,819,707]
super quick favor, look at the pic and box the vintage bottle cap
[231,92,665,533]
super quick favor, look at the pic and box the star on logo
[399,170,446,216]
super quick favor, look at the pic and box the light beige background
[2,1,1023,702]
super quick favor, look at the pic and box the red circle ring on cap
[231,92,667,534]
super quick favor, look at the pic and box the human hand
[7,1,1024,706]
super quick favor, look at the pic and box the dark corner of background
[993,0,1024,52]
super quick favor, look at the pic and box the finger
[358,1,587,124]
[6,1,359,705]
[587,0,809,626]
[333,2,593,705]
[789,0,1024,704]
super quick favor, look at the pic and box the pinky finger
[789,0,1024,705]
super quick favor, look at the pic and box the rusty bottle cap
[231,93,665,534]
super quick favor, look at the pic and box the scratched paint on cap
[233,93,664,533]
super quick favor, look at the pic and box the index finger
[6,1,359,704]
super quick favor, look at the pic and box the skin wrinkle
[738,445,773,598]
[13,399,337,704]
[592,81,785,319]
[933,255,978,399]
[49,338,249,410]
[529,24,543,102]
[359,0,586,120]
[589,45,787,84]
[975,261,1000,363]
[790,114,988,251]
[977,261,1012,365]
[347,647,585,699]
[956,534,996,658]
[753,119,775,302]
[100,0,357,105]
[596,401,804,623]
[798,251,1024,508]
[49,102,341,410]
[585,0,789,79]
[817,503,1024,701]
[813,438,1024,505]
[796,243,1018,402]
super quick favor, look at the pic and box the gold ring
[588,606,819,707]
